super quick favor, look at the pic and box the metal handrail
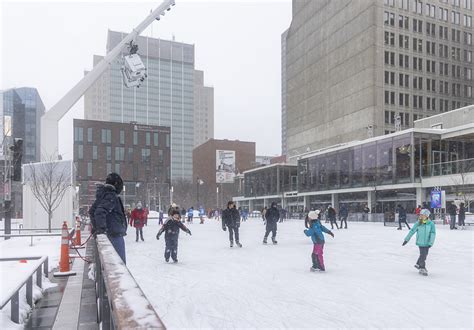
[0,233,62,246]
[0,256,49,323]
[94,234,166,329]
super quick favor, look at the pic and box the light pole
[170,185,174,204]
[216,185,219,210]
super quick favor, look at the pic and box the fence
[94,234,166,329]
[0,256,49,323]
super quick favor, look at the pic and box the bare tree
[450,160,474,211]
[23,157,72,232]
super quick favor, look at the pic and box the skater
[130,202,147,242]
[262,206,268,224]
[263,202,279,244]
[156,209,191,262]
[159,209,164,225]
[89,173,128,264]
[458,202,466,229]
[304,210,334,272]
[402,209,436,276]
[180,207,187,223]
[363,205,370,221]
[397,204,410,230]
[415,205,421,215]
[327,205,339,229]
[339,205,348,229]
[448,203,458,230]
[187,207,194,224]
[222,201,242,247]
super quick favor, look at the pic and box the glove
[402,241,408,246]
[329,232,334,238]
[222,227,227,231]
[187,230,192,236]
[156,234,160,240]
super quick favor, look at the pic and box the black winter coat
[222,208,240,228]
[157,218,190,239]
[89,184,127,237]
[327,207,336,219]
[339,207,348,218]
[265,207,280,224]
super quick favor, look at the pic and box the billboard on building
[216,150,235,183]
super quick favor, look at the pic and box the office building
[284,0,473,157]
[193,70,214,148]
[73,119,171,209]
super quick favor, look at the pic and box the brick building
[73,119,171,210]
[193,139,256,209]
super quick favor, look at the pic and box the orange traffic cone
[74,216,81,246]
[53,221,76,277]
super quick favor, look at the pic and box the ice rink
[125,217,473,329]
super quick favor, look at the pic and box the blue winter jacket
[404,220,436,247]
[89,184,127,237]
[304,220,332,244]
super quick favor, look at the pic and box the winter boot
[272,237,278,245]
[397,227,402,230]
[419,268,428,276]
[236,242,242,248]
[414,264,420,270]
[230,241,234,248]
[173,259,178,263]
[263,237,268,244]
[310,267,320,272]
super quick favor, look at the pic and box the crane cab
[121,54,147,88]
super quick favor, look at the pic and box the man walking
[222,201,242,247]
[327,205,339,230]
[339,205,348,229]
[130,202,147,241]
[448,203,458,230]
[263,202,279,244]
[89,173,128,263]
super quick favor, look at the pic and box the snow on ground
[126,218,473,329]
[0,228,61,328]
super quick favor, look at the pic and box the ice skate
[230,241,234,248]
[414,264,420,270]
[236,242,242,248]
[173,259,178,263]
[419,268,428,276]
[263,238,267,244]
[310,267,320,272]
[272,238,278,245]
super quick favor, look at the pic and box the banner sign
[216,150,235,183]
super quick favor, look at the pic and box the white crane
[40,0,176,160]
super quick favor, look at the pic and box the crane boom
[41,0,175,160]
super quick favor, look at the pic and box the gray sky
[1,0,291,159]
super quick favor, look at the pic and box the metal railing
[428,158,474,177]
[94,234,166,329]
[0,233,62,246]
[0,256,49,323]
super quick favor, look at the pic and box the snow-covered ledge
[95,235,166,329]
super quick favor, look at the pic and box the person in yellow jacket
[402,209,436,276]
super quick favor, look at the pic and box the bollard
[53,221,76,277]
[74,216,81,246]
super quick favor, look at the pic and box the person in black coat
[327,205,339,230]
[156,209,191,262]
[339,205,349,229]
[222,201,242,247]
[397,204,410,230]
[448,203,458,230]
[458,202,466,229]
[263,202,280,244]
[89,173,128,264]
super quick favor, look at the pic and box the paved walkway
[25,240,98,329]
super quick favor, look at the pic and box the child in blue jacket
[304,210,334,271]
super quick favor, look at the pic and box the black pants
[339,217,347,228]
[450,215,457,229]
[459,216,465,226]
[264,222,277,239]
[416,246,430,269]
[228,226,240,243]
[164,235,179,261]
[329,217,339,229]
[135,227,144,241]
[398,217,410,229]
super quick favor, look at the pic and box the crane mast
[40,0,175,160]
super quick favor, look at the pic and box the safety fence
[94,234,166,329]
[0,256,49,323]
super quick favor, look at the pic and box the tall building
[73,119,171,209]
[284,0,473,157]
[281,29,289,157]
[85,30,214,180]
[193,70,214,148]
[1,87,44,163]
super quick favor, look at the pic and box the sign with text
[216,150,235,183]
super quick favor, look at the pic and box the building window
[465,85,473,98]
[115,164,120,175]
[101,129,111,144]
[78,144,83,160]
[120,130,125,145]
[87,127,93,143]
[385,31,395,46]
[154,133,159,146]
[465,50,472,63]
[158,149,164,163]
[451,11,460,24]
[106,163,112,175]
[141,148,151,162]
[464,32,473,45]
[463,0,472,10]
[146,132,151,146]
[438,7,448,21]
[463,14,472,27]
[93,145,98,160]
[166,134,170,148]
[399,34,409,48]
[115,147,125,161]
[74,127,83,143]
[128,148,134,162]
[133,131,138,145]
[87,162,92,177]
[106,146,112,161]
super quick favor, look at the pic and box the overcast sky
[1,0,292,159]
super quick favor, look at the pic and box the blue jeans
[108,236,126,264]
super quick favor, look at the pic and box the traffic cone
[74,216,81,246]
[54,221,76,277]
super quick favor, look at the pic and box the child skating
[402,209,436,276]
[156,209,192,263]
[304,210,334,272]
